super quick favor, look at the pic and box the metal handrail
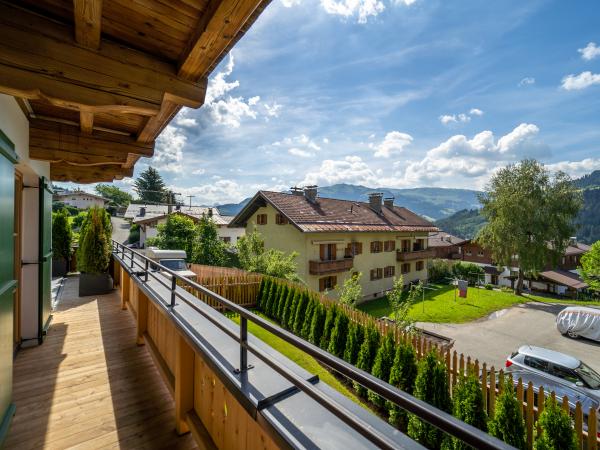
[112,240,514,450]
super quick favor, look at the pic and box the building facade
[230,189,438,299]
[53,190,107,209]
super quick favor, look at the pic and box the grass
[228,312,368,409]
[358,285,600,323]
[357,285,528,323]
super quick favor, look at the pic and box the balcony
[309,257,354,275]
[396,248,437,262]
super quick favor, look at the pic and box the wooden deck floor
[5,277,198,450]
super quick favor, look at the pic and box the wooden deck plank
[5,277,198,450]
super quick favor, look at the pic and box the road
[420,301,600,373]
[111,216,130,245]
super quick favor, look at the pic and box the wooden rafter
[73,0,103,50]
[30,119,153,166]
[51,163,134,183]
[80,111,94,134]
[0,3,206,115]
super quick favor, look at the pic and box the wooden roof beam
[0,3,206,113]
[29,118,153,166]
[80,111,94,134]
[74,0,103,50]
[51,163,134,183]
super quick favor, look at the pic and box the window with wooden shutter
[320,243,336,261]
[275,213,289,225]
[384,240,396,252]
[256,213,267,225]
[401,263,410,274]
[345,241,363,257]
[370,241,383,253]
[377,268,383,279]
[384,266,395,278]
[416,261,424,271]
[319,276,337,291]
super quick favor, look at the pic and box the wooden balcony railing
[396,248,437,262]
[309,257,354,275]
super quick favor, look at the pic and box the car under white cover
[556,306,600,342]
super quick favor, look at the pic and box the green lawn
[523,293,600,307]
[228,312,368,409]
[357,285,528,323]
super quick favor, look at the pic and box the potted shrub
[77,207,113,296]
[52,208,72,277]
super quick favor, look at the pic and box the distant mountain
[431,170,600,244]
[434,209,486,239]
[216,184,482,220]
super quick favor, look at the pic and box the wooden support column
[175,335,195,435]
[120,267,129,310]
[112,259,120,287]
[136,289,148,346]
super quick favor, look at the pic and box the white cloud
[518,77,535,87]
[323,137,330,144]
[301,155,379,186]
[545,158,600,178]
[372,131,413,158]
[171,179,246,205]
[394,0,416,4]
[289,147,314,158]
[320,0,385,23]
[205,55,239,103]
[264,102,282,118]
[191,168,206,175]
[561,71,600,90]
[281,0,301,6]
[578,42,600,61]
[469,108,484,116]
[154,125,186,173]
[174,108,198,127]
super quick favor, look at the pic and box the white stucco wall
[218,226,245,243]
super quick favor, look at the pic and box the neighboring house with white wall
[125,205,244,247]
[229,188,438,300]
[53,190,107,209]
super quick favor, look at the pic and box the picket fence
[185,266,599,449]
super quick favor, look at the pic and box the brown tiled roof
[427,232,468,247]
[538,270,588,289]
[230,190,438,233]
[564,243,591,255]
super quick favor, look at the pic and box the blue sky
[85,0,600,204]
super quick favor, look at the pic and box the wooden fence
[185,264,262,310]
[185,267,599,449]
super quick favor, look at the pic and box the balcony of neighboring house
[396,243,437,262]
[309,242,354,275]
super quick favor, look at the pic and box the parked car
[505,345,600,436]
[145,247,197,281]
[556,306,600,342]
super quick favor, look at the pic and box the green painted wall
[0,129,17,445]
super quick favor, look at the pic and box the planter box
[79,272,113,297]
[52,258,68,277]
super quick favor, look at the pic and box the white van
[145,247,197,281]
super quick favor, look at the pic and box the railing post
[175,334,195,435]
[130,249,134,268]
[144,259,149,282]
[240,316,248,371]
[171,276,177,307]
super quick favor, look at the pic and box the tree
[353,326,381,397]
[387,342,417,430]
[368,332,396,408]
[533,396,578,450]
[407,351,451,449]
[77,207,111,274]
[236,229,300,281]
[300,297,317,339]
[343,322,365,365]
[133,166,166,203]
[449,375,487,450]
[194,215,227,266]
[95,184,132,208]
[293,291,309,334]
[286,289,302,329]
[387,275,416,332]
[256,277,269,309]
[336,272,362,306]
[477,160,582,294]
[280,287,295,327]
[52,209,72,261]
[488,381,526,450]
[149,214,196,258]
[327,312,350,357]
[308,303,326,345]
[319,306,338,349]
[273,285,288,321]
[580,240,600,292]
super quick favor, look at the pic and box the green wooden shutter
[39,177,53,340]
[0,129,17,445]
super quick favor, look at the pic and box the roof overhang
[0,0,271,183]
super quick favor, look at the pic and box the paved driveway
[419,302,600,373]
[111,216,130,244]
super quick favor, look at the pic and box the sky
[67,0,600,205]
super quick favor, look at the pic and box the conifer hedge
[319,305,338,350]
[308,303,326,345]
[533,397,578,450]
[301,297,316,340]
[488,382,526,449]
[449,375,487,450]
[327,312,349,357]
[353,325,381,397]
[368,332,396,408]
[387,342,417,430]
[293,291,309,334]
[343,322,364,365]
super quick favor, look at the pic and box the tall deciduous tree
[477,159,582,294]
[237,229,300,281]
[95,184,133,207]
[194,215,226,266]
[147,214,196,258]
[580,240,600,292]
[336,272,362,306]
[133,166,166,203]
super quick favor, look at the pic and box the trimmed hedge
[301,296,316,340]
[387,341,417,430]
[343,322,364,365]
[327,311,349,357]
[309,303,326,345]
[533,397,578,450]
[488,382,526,449]
[293,291,309,334]
[353,325,381,397]
[319,305,338,350]
[449,375,487,450]
[368,332,396,408]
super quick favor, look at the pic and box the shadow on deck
[5,276,197,449]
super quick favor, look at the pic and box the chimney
[569,236,577,246]
[139,207,146,217]
[208,207,213,217]
[290,186,304,196]
[304,185,318,203]
[383,197,394,209]
[368,193,383,214]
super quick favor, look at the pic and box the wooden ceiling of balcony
[0,0,270,182]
